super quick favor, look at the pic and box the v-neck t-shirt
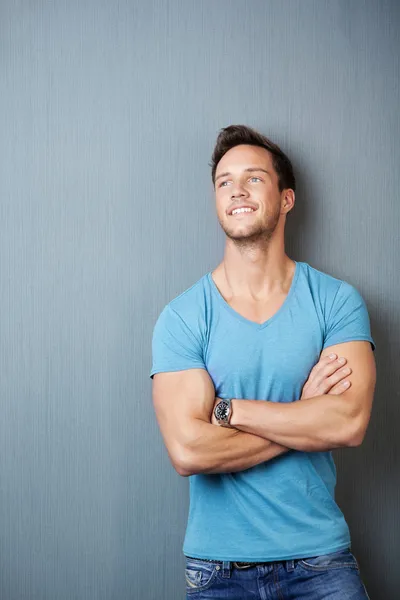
[150,260,376,561]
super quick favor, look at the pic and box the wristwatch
[214,398,235,428]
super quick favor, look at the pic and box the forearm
[230,395,356,452]
[181,419,291,476]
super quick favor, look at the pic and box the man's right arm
[151,367,291,477]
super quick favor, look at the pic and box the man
[150,125,376,599]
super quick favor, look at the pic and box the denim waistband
[185,555,271,568]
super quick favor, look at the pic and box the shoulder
[300,263,375,351]
[301,261,344,294]
[150,274,209,377]
[152,273,209,337]
[300,261,364,310]
[167,273,209,316]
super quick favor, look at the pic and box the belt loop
[286,559,295,572]
[222,560,231,578]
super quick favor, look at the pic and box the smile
[230,207,257,216]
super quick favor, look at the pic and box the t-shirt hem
[150,365,207,378]
[183,541,351,562]
[323,336,376,351]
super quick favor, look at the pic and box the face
[214,144,292,244]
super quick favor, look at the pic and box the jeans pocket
[298,548,359,572]
[185,558,219,593]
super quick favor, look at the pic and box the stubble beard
[219,204,281,252]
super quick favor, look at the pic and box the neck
[219,237,295,300]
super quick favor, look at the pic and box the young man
[150,125,376,599]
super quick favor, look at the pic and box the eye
[218,176,262,188]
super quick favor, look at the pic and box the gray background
[1,1,399,598]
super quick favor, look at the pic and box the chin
[225,228,266,242]
[222,219,279,242]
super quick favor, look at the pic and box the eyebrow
[215,167,270,182]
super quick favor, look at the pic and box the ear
[282,189,295,213]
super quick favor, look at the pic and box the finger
[308,353,338,380]
[326,366,352,388]
[323,356,347,372]
[324,353,338,361]
[317,357,348,384]
[328,379,352,395]
[311,356,348,390]
[311,364,351,396]
[312,353,337,370]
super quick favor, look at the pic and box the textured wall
[0,1,399,598]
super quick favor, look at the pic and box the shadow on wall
[285,148,396,600]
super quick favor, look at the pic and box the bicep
[152,368,216,471]
[320,340,376,442]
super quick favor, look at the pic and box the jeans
[185,547,370,599]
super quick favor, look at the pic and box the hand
[300,353,352,400]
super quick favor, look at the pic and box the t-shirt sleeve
[323,281,376,352]
[150,304,207,379]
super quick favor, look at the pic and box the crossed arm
[212,341,376,452]
[152,341,376,476]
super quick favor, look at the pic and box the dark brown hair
[210,124,296,193]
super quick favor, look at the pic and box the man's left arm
[212,341,376,453]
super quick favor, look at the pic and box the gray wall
[1,1,399,598]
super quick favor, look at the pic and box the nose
[230,183,249,199]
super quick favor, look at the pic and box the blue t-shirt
[150,260,375,561]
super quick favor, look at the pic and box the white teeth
[231,207,254,215]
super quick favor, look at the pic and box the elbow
[173,446,197,477]
[171,430,211,476]
[176,450,207,476]
[346,427,366,447]
[345,433,364,448]
[343,418,368,448]
[314,430,359,451]
[176,467,191,477]
[175,461,192,477]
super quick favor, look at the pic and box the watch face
[215,401,229,420]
